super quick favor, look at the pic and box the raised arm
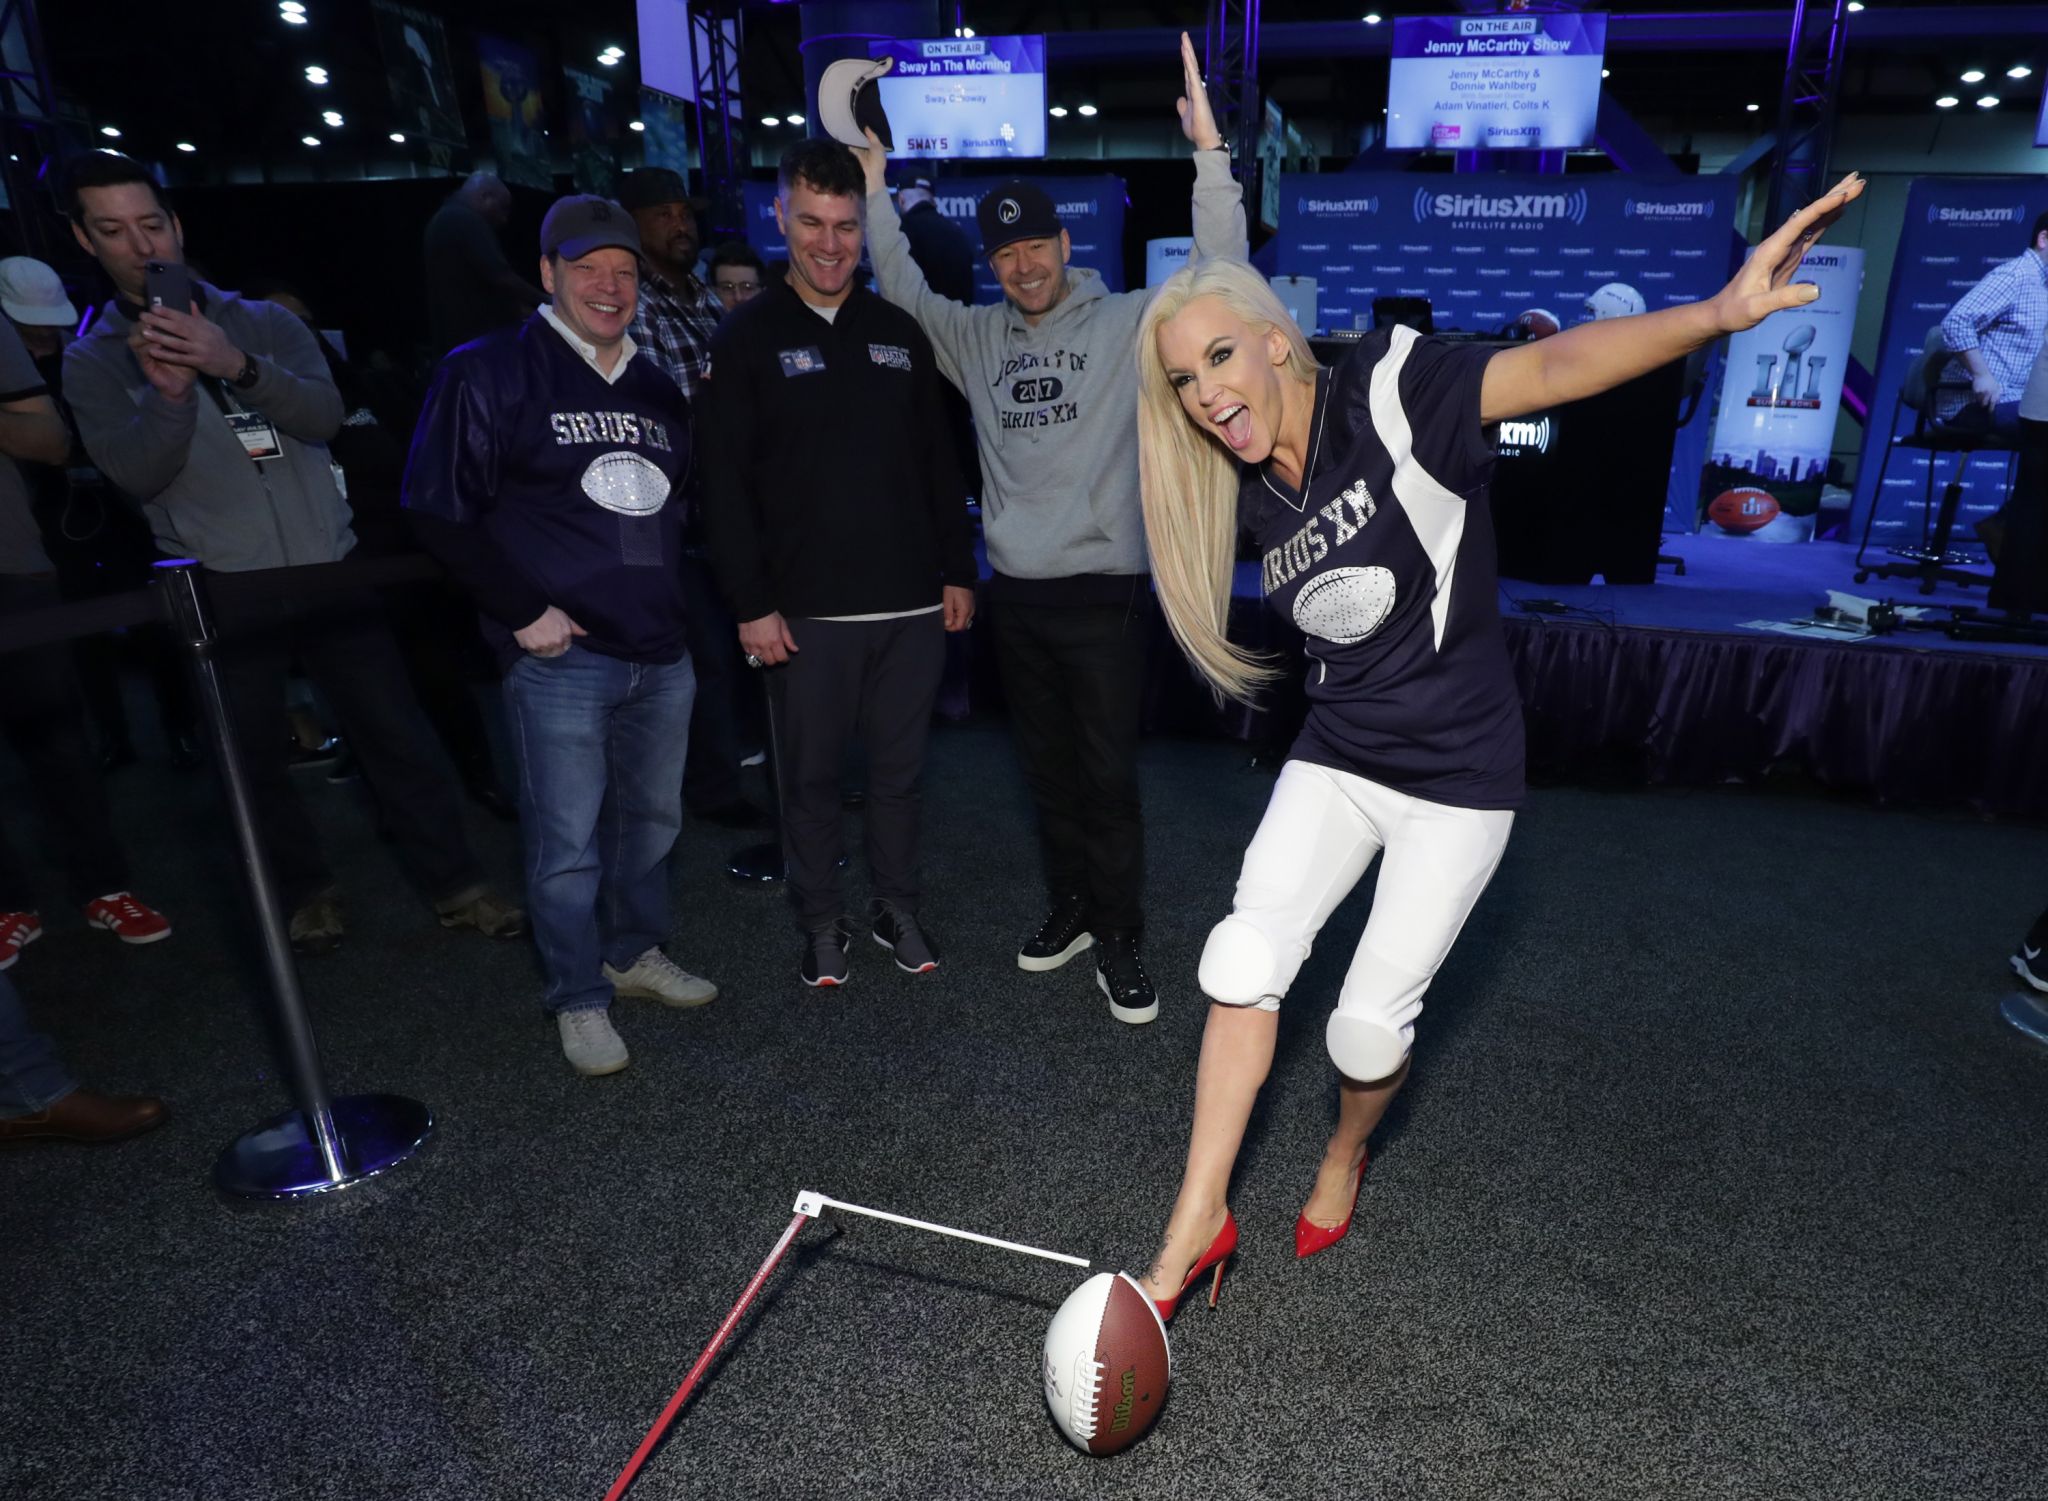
[1177,31,1248,263]
[857,126,978,391]
[1479,173,1866,425]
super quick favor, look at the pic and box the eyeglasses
[716,279,762,298]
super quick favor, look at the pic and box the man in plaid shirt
[619,168,764,827]
[1938,211,2048,435]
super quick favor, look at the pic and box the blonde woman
[1132,176,1865,1318]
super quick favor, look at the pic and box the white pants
[1197,760,1515,1080]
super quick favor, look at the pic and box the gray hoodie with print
[865,151,1247,581]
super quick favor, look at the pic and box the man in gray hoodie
[61,153,522,958]
[859,35,1245,1026]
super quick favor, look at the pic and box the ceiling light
[1363,11,1383,22]
[280,9,307,23]
[1049,105,1068,118]
[628,120,645,132]
[1961,69,1986,84]
[279,1,305,11]
[2009,65,2033,80]
[1601,68,1611,79]
[1846,1,1864,11]
[305,66,328,84]
[322,111,343,127]
[785,113,804,126]
[99,125,121,138]
[1977,94,2000,108]
[175,141,196,153]
[1935,95,1959,108]
[302,135,321,146]
[389,131,406,143]
[760,115,780,127]
[1746,103,1760,113]
[1077,103,1098,117]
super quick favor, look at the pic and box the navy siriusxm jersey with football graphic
[404,314,692,666]
[1239,327,1524,810]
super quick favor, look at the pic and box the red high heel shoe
[1294,1148,1369,1260]
[1151,1211,1238,1322]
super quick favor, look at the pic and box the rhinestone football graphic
[580,450,671,517]
[1292,565,1397,644]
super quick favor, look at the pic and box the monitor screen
[1386,11,1608,152]
[866,35,1047,159]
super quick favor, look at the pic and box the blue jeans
[503,647,695,1014]
[0,972,76,1118]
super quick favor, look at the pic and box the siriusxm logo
[1055,199,1098,218]
[1297,195,1381,218]
[1928,203,2026,226]
[1497,415,1553,456]
[1624,197,1715,221]
[1414,187,1588,226]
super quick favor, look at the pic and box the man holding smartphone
[61,152,523,957]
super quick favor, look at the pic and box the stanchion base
[723,844,848,883]
[214,1093,434,1202]
[725,841,784,883]
[1999,991,2048,1048]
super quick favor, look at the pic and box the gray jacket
[866,151,1247,580]
[64,282,352,571]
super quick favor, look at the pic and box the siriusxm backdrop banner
[1850,177,2048,546]
[1275,172,1739,530]
[742,176,1127,302]
[1387,11,1608,152]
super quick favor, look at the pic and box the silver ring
[744,653,764,668]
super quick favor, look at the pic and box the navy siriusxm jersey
[405,315,691,665]
[1239,327,1524,809]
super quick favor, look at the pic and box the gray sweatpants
[766,612,947,932]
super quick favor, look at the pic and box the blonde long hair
[1136,258,1321,704]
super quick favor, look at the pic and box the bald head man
[425,170,542,352]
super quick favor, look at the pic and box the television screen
[2036,73,2048,147]
[866,35,1046,159]
[1386,11,1607,152]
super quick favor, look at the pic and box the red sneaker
[83,892,172,946]
[0,911,43,971]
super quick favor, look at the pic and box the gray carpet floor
[5,724,2046,1500]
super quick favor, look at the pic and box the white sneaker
[557,1008,630,1076]
[604,946,719,1008]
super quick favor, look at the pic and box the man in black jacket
[701,140,975,988]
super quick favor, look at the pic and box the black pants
[215,593,483,911]
[766,613,945,932]
[986,592,1148,934]
[679,549,760,813]
[0,575,129,908]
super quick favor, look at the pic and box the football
[1042,1272,1171,1456]
[1705,486,1782,535]
[1293,565,1398,644]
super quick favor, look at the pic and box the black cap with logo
[975,181,1061,258]
[540,195,643,261]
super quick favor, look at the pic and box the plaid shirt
[1938,247,2048,420]
[629,266,723,406]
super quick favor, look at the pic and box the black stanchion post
[725,656,786,883]
[155,561,432,1201]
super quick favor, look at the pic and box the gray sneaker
[801,921,853,988]
[288,889,345,957]
[604,947,718,1008]
[556,1007,629,1076]
[870,901,938,973]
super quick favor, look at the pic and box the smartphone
[144,259,191,314]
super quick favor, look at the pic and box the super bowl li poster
[1700,246,1864,542]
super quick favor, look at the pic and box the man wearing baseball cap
[406,194,718,1077]
[0,257,79,371]
[856,34,1246,1027]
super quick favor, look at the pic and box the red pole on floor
[602,1211,813,1501]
